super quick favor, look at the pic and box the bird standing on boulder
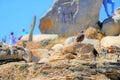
[76,31,85,43]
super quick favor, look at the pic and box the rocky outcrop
[0,43,32,63]
[1,57,120,80]
[39,43,99,63]
[101,8,120,36]
[1,35,120,80]
[39,0,102,36]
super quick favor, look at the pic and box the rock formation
[39,0,102,36]
[0,42,32,62]
[101,8,120,36]
[1,35,120,80]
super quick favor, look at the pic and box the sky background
[0,0,120,43]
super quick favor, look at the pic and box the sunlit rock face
[39,0,102,36]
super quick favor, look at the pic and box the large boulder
[101,8,120,36]
[39,0,102,36]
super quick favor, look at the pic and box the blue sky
[0,0,54,43]
[99,0,120,21]
[0,0,120,43]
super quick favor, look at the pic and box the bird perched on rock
[76,31,85,42]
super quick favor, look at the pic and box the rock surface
[31,49,49,62]
[1,36,120,80]
[101,36,120,48]
[65,36,100,51]
[1,58,120,80]
[0,43,32,63]
[21,34,59,47]
[21,34,58,42]
[101,8,120,36]
[39,0,102,36]
[81,38,100,50]
[2,1,120,80]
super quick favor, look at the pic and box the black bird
[92,48,99,61]
[76,31,85,42]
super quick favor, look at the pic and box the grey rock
[39,0,102,36]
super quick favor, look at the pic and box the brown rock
[85,27,98,39]
[91,74,109,80]
[64,43,98,60]
[66,74,74,80]
[63,53,75,59]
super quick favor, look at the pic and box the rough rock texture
[101,8,120,36]
[39,0,102,36]
[0,43,32,62]
[1,59,120,80]
[101,36,120,48]
[54,43,98,61]
[36,43,98,63]
[1,36,120,80]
